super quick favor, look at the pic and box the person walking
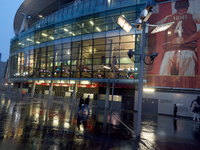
[192,104,199,121]
[77,96,84,113]
[84,95,90,114]
[174,104,177,119]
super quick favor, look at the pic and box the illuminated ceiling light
[39,15,43,18]
[36,41,40,44]
[117,15,132,33]
[69,32,72,34]
[128,68,130,71]
[168,31,171,35]
[132,68,134,70]
[151,22,174,34]
[118,68,124,70]
[50,36,54,39]
[96,27,101,32]
[73,33,75,36]
[104,66,111,69]
[42,33,47,36]
[27,38,33,41]
[64,28,68,32]
[90,21,94,25]
[19,42,21,45]
[89,50,92,52]
[70,81,75,84]
[143,88,155,92]
[81,81,90,84]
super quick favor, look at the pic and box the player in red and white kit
[159,0,198,76]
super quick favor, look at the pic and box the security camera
[150,52,158,60]
[127,49,135,58]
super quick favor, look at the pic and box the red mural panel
[147,0,200,89]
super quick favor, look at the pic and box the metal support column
[105,82,110,109]
[72,84,77,103]
[20,82,23,93]
[136,24,146,137]
[31,82,36,98]
[46,81,53,118]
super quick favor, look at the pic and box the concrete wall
[134,90,199,118]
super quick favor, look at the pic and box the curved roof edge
[14,0,58,36]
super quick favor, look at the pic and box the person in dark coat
[77,96,84,113]
[84,95,90,114]
[192,104,199,121]
[174,104,177,119]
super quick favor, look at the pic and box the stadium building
[8,0,200,117]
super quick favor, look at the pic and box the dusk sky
[0,0,24,62]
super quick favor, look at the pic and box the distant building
[0,53,6,86]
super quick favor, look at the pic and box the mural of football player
[159,0,198,76]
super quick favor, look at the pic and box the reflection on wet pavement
[0,93,200,150]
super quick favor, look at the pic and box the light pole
[117,0,174,137]
[104,57,117,111]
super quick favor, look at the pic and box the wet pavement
[0,92,200,150]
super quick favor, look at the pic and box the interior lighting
[90,21,94,25]
[27,38,33,41]
[104,66,111,69]
[36,41,40,44]
[64,28,68,32]
[117,15,132,33]
[70,81,75,84]
[42,33,47,36]
[151,22,174,34]
[39,15,43,18]
[96,27,101,32]
[50,36,54,39]
[73,33,75,36]
[143,88,155,92]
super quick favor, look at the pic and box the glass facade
[10,35,142,80]
[10,5,145,53]
[9,2,147,82]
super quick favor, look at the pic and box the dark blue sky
[0,0,24,62]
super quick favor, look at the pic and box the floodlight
[117,15,132,33]
[150,52,158,60]
[151,22,174,34]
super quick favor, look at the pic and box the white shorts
[159,50,197,76]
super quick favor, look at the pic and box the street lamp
[117,0,174,137]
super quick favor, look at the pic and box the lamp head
[127,49,135,58]
[150,52,158,60]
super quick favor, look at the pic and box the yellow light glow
[64,122,70,129]
[42,33,47,36]
[53,116,59,127]
[96,27,101,32]
[90,21,94,25]
[143,88,155,92]
[64,28,68,32]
